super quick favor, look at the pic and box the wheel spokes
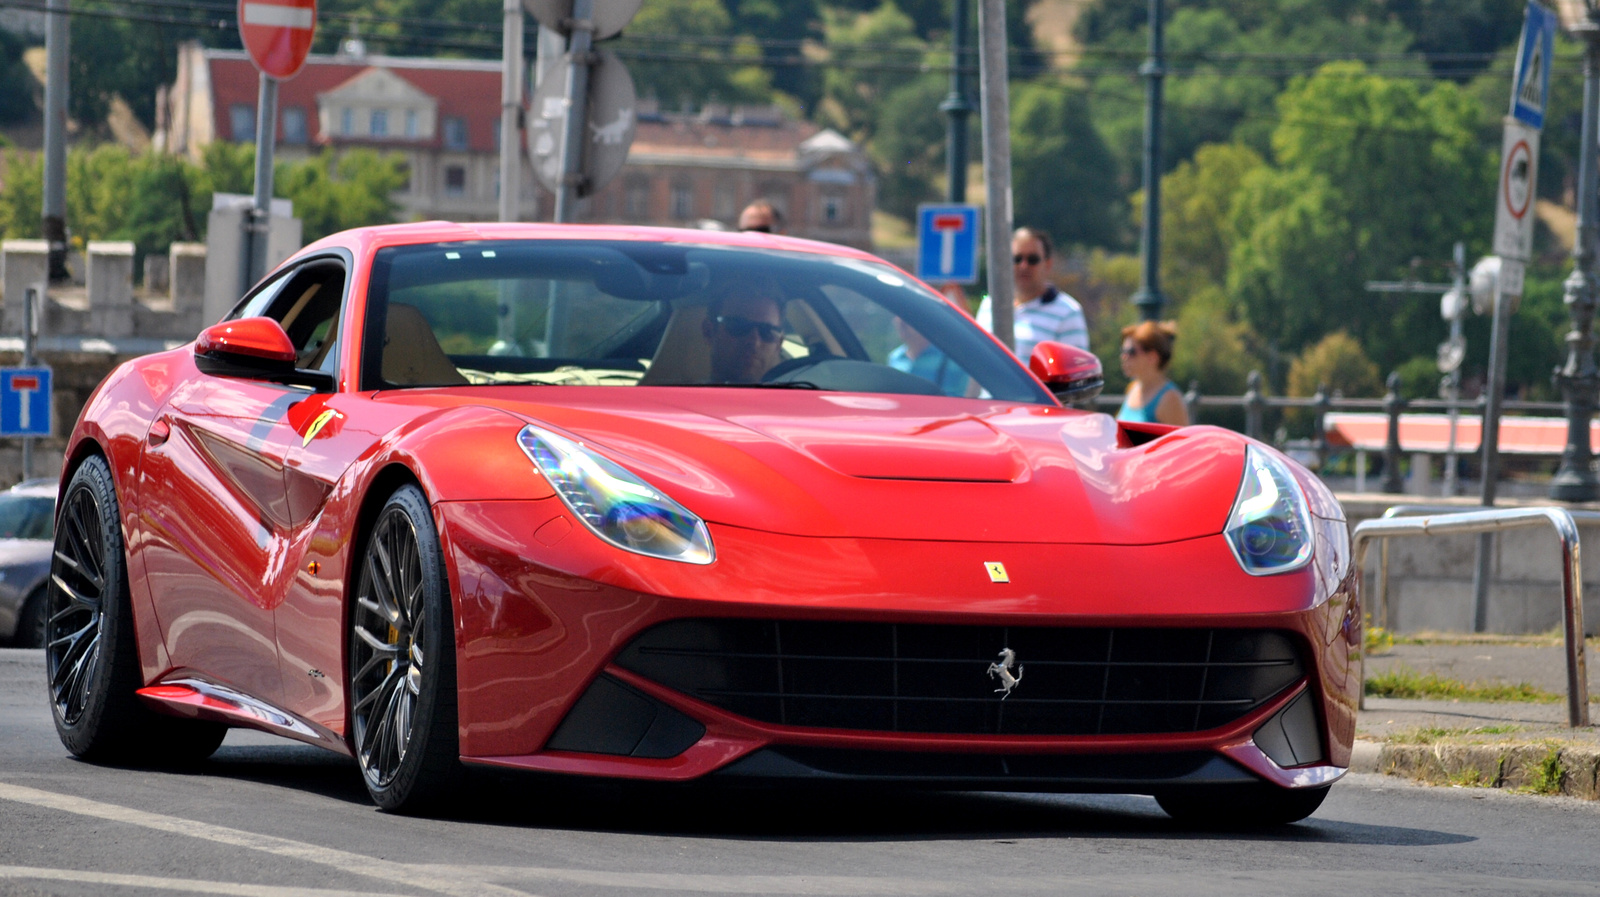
[351,507,432,788]
[47,486,109,725]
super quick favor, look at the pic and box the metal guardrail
[1352,508,1590,727]
[1094,373,1568,487]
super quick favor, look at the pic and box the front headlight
[1224,445,1313,576]
[517,425,714,565]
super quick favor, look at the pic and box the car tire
[14,586,46,649]
[348,483,462,813]
[1155,782,1330,828]
[47,455,227,765]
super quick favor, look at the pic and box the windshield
[361,240,1054,404]
[0,494,53,540]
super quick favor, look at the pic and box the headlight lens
[1224,445,1313,575]
[517,425,714,565]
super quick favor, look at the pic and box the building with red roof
[160,43,875,247]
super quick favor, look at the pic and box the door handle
[147,417,171,447]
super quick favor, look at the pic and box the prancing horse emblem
[986,648,1024,699]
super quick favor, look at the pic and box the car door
[135,257,347,706]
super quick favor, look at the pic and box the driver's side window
[227,260,347,374]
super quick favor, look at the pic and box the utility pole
[1132,0,1165,322]
[976,0,1013,349]
[42,0,69,282]
[940,0,972,204]
[499,0,525,223]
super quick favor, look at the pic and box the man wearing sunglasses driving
[702,279,787,384]
[975,227,1089,360]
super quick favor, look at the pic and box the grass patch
[1365,665,1560,703]
[1385,724,1525,745]
[1448,767,1490,788]
[1524,748,1565,796]
[1364,615,1394,655]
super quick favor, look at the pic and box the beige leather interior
[382,303,469,386]
[637,304,712,385]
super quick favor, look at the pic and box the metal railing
[1094,371,1568,481]
[1352,508,1590,727]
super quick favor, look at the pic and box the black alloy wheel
[47,455,225,763]
[349,484,461,812]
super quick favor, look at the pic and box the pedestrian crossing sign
[1511,2,1556,130]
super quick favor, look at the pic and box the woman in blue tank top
[1116,320,1189,426]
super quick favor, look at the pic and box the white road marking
[0,783,538,897]
[0,866,414,897]
[241,3,314,29]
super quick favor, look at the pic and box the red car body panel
[59,223,1360,795]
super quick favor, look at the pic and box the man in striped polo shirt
[975,227,1089,360]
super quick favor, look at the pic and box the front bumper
[437,500,1361,792]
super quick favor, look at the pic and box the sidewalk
[1351,636,1600,799]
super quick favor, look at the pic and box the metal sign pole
[21,285,38,480]
[247,73,280,289]
[976,0,1013,350]
[499,0,525,223]
[1471,275,1516,632]
[553,0,595,223]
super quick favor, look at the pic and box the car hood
[405,387,1249,544]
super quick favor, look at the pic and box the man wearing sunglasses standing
[703,280,787,384]
[976,227,1089,360]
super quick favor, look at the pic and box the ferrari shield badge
[987,648,1023,698]
[984,561,1009,583]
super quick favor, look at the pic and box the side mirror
[1030,340,1103,409]
[195,317,334,390]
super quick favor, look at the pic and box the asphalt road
[2,648,1598,897]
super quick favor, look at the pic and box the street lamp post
[1131,0,1166,322]
[940,0,973,204]
[1553,1,1600,502]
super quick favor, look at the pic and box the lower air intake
[615,620,1305,736]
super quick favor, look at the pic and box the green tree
[0,28,36,125]
[1137,141,1264,302]
[0,151,44,240]
[1009,81,1124,250]
[870,73,948,219]
[618,0,775,110]
[1227,63,1494,372]
[202,142,256,197]
[276,149,408,242]
[819,1,923,143]
[1286,330,1381,398]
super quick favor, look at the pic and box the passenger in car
[702,281,787,384]
[888,318,969,397]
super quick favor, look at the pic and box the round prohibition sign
[238,0,317,80]
[1502,139,1534,221]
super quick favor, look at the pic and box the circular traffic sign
[523,0,643,41]
[1502,139,1533,221]
[238,0,317,80]
[527,47,637,196]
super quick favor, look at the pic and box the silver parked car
[0,479,56,648]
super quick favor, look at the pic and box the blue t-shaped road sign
[0,367,52,437]
[916,204,980,285]
[1511,2,1556,130]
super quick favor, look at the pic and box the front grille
[616,620,1305,736]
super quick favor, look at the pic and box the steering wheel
[761,354,832,383]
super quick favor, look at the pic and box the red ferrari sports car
[46,223,1359,824]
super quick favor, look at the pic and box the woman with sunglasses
[1117,320,1189,426]
[975,227,1089,360]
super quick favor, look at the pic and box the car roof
[291,221,889,267]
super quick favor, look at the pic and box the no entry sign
[238,0,317,80]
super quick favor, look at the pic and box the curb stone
[1351,738,1600,800]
